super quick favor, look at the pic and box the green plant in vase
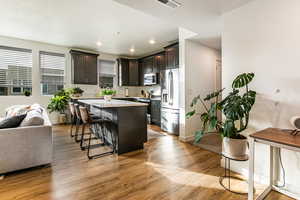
[101,88,116,101]
[47,89,71,124]
[186,73,256,158]
[24,90,31,97]
[70,87,84,97]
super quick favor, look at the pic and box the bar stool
[69,102,76,138]
[73,104,83,143]
[79,106,115,159]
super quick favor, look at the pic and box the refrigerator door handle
[169,71,174,105]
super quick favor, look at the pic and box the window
[98,60,116,88]
[0,46,32,96]
[40,51,65,95]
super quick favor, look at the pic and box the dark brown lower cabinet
[151,99,161,125]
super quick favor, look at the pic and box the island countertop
[78,99,148,108]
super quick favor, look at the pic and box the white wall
[178,28,221,141]
[222,0,300,196]
[0,36,140,123]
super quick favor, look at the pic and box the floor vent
[157,0,181,8]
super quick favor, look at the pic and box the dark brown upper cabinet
[118,58,139,86]
[165,43,179,69]
[70,50,98,85]
[154,52,165,72]
[129,59,139,86]
[143,56,154,74]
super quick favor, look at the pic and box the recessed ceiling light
[130,48,135,53]
[149,39,156,44]
[96,42,102,46]
[157,0,181,8]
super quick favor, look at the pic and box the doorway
[193,59,222,153]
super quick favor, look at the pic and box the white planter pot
[72,93,82,97]
[222,137,248,158]
[58,113,67,124]
[104,95,112,102]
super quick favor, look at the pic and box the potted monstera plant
[186,73,256,158]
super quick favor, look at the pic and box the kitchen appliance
[160,68,180,135]
[144,73,158,86]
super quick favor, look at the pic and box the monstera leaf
[190,95,201,107]
[186,72,257,142]
[232,73,254,89]
[203,88,225,101]
[186,110,196,119]
[242,90,257,112]
[194,130,205,143]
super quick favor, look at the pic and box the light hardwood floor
[0,125,294,200]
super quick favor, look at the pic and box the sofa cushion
[20,109,44,127]
[5,105,31,117]
[0,114,27,129]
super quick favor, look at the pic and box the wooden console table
[248,128,300,200]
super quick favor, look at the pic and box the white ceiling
[0,0,178,56]
[114,0,254,50]
[0,0,253,56]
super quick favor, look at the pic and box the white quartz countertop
[78,99,148,108]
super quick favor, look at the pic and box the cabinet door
[143,56,154,74]
[118,58,129,86]
[72,54,85,84]
[139,61,144,86]
[154,53,165,72]
[151,100,161,125]
[129,60,139,86]
[165,44,179,69]
[72,52,98,85]
[84,55,98,85]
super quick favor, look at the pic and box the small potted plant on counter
[186,73,256,158]
[24,90,31,97]
[71,87,84,97]
[47,89,71,124]
[101,88,116,102]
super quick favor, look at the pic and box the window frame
[0,45,33,96]
[39,51,66,96]
[98,59,117,89]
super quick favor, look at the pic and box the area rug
[192,133,222,154]
[148,129,166,140]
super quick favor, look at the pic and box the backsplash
[70,84,161,98]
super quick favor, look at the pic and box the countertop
[78,99,148,108]
[71,96,144,100]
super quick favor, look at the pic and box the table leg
[248,137,255,200]
[270,146,274,186]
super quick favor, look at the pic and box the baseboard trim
[179,135,194,142]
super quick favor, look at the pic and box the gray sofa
[0,109,52,174]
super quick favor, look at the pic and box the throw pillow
[5,105,31,117]
[20,109,44,127]
[0,114,27,129]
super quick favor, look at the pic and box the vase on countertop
[104,95,112,102]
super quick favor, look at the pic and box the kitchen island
[78,99,148,155]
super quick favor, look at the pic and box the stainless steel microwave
[144,73,158,85]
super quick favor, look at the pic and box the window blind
[40,51,65,95]
[98,60,116,88]
[98,60,116,75]
[0,46,32,96]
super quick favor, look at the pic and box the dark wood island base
[78,99,148,155]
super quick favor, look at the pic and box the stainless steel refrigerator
[160,68,180,135]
